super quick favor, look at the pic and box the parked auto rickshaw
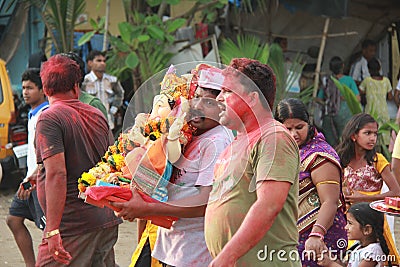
[0,58,28,187]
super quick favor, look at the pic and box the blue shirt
[28,101,49,119]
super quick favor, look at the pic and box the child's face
[352,122,378,151]
[345,212,364,240]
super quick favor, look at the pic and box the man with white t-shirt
[81,50,124,130]
[112,68,233,266]
[6,68,48,267]
[350,39,378,85]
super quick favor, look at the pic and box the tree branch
[157,0,168,18]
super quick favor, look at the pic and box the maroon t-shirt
[35,99,121,237]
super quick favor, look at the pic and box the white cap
[198,68,224,90]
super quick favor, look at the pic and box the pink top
[343,153,389,193]
[344,164,383,192]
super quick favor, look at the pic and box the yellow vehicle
[0,58,22,185]
[0,59,15,158]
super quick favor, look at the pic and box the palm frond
[66,0,86,49]
[379,121,399,134]
[367,101,397,161]
[29,0,85,53]
[219,34,269,65]
[298,85,314,105]
[331,77,362,115]
[269,45,304,107]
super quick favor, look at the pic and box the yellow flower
[113,154,126,171]
[78,183,87,192]
[103,151,111,161]
[97,161,110,170]
[109,145,118,155]
[117,139,124,153]
[80,172,97,186]
[151,131,161,139]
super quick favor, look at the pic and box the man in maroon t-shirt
[35,55,121,266]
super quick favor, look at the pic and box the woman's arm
[387,89,394,101]
[311,161,341,229]
[394,89,400,107]
[306,161,342,256]
[381,165,400,196]
[392,157,400,185]
[358,260,380,267]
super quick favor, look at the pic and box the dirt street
[0,188,137,266]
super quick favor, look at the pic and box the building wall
[7,7,45,93]
[75,0,126,35]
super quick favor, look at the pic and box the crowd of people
[319,39,395,148]
[5,45,400,267]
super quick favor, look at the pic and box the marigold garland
[77,136,134,193]
[77,64,198,195]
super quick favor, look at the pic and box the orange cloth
[146,138,167,175]
[83,186,177,229]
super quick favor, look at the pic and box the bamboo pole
[391,24,400,90]
[313,18,330,99]
[309,17,330,124]
[102,0,110,51]
[272,31,358,39]
[232,26,356,40]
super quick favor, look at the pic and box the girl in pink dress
[336,113,399,202]
[335,113,400,265]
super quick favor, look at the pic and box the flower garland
[77,64,197,197]
[142,116,175,141]
[140,116,193,145]
[77,134,136,193]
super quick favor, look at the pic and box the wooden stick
[232,26,357,39]
[310,18,330,124]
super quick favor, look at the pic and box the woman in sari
[276,98,347,267]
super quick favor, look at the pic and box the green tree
[331,77,397,160]
[79,0,224,92]
[28,0,86,53]
[219,34,304,110]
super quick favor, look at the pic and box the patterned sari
[298,132,347,267]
